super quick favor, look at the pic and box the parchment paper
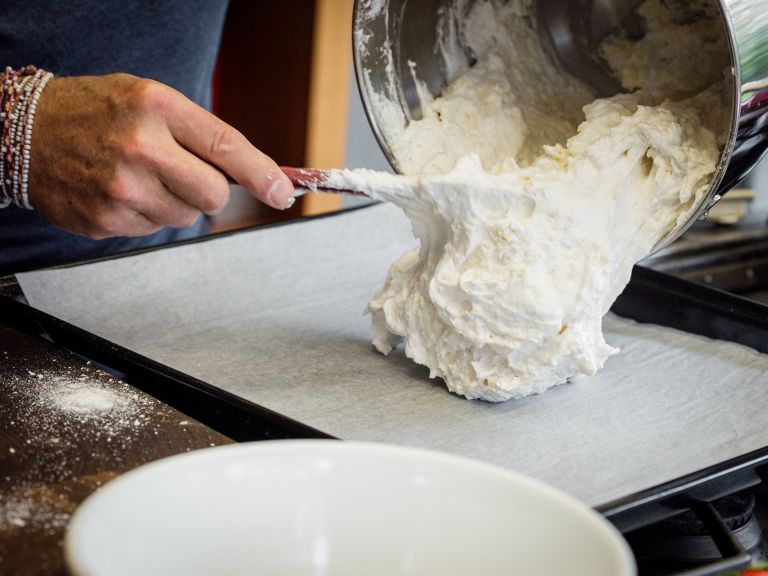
[18,204,768,507]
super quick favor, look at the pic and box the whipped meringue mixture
[332,0,731,401]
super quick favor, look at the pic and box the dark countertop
[0,322,234,576]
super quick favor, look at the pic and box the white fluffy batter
[332,0,730,401]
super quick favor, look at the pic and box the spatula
[227,167,369,198]
[279,167,369,198]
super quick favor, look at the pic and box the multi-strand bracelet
[0,65,53,209]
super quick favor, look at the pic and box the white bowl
[66,440,635,576]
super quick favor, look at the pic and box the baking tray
[4,204,768,565]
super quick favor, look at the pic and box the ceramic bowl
[66,440,636,576]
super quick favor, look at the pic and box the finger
[120,208,165,237]
[154,144,230,216]
[163,96,295,210]
[89,205,162,239]
[107,165,204,230]
[135,181,204,229]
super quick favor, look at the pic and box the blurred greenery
[740,22,768,93]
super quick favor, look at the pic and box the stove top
[629,217,768,575]
[645,218,768,302]
[629,487,768,575]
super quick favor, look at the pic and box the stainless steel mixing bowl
[352,0,768,249]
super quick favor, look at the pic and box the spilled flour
[332,0,732,401]
[51,387,125,414]
[0,349,218,552]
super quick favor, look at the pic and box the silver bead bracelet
[0,66,54,209]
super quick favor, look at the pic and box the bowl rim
[350,0,744,255]
[65,439,637,576]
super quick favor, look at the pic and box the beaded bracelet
[0,66,53,209]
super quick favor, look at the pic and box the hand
[28,74,295,239]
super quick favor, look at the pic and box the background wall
[344,64,392,172]
[210,0,355,231]
[211,1,768,231]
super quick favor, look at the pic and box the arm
[28,73,295,239]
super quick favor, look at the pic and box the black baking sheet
[15,203,768,510]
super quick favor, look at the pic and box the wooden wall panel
[216,0,316,166]
[213,0,353,227]
[214,0,316,226]
[303,0,354,215]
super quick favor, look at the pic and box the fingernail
[266,177,295,210]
